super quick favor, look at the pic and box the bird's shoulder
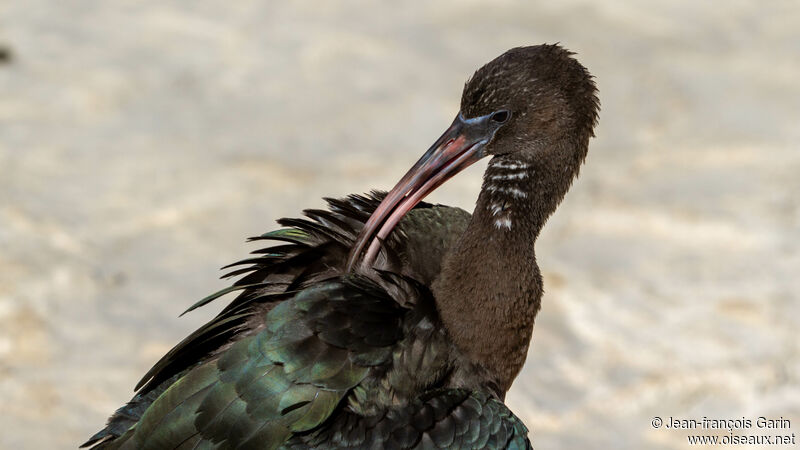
[83,192,474,449]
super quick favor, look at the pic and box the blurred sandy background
[1,1,799,448]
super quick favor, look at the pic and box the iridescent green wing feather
[103,277,406,449]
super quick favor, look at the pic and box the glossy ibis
[83,44,599,449]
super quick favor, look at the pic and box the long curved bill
[347,112,504,271]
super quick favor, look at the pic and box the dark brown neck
[433,146,580,393]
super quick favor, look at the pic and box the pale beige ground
[1,1,799,449]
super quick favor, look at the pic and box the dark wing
[289,389,532,450]
[83,193,389,448]
[136,191,467,395]
[91,277,407,449]
[83,192,472,449]
[137,193,393,394]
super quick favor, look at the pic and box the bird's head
[348,44,599,270]
[462,45,599,161]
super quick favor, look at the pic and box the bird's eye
[490,110,510,124]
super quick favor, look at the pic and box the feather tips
[287,389,532,449]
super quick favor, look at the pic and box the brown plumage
[436,45,599,392]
